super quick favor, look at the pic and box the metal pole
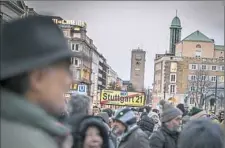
[147,87,150,104]
[163,86,166,100]
[214,76,218,113]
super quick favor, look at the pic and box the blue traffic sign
[78,84,87,93]
[120,91,127,96]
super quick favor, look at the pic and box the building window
[170,74,176,83]
[211,66,217,71]
[135,73,140,76]
[211,76,217,82]
[201,75,206,81]
[73,33,81,38]
[190,75,196,81]
[170,85,176,94]
[195,44,202,57]
[71,57,79,66]
[135,68,140,71]
[190,64,197,70]
[190,86,195,91]
[63,31,70,37]
[201,65,207,70]
[195,50,202,57]
[71,44,75,51]
[221,66,224,71]
[75,44,79,51]
[71,44,79,51]
[196,44,201,48]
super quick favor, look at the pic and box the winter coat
[1,88,70,148]
[96,114,116,148]
[149,124,179,148]
[148,112,161,131]
[138,114,155,137]
[70,115,109,148]
[67,113,86,127]
[97,112,110,124]
[118,125,150,148]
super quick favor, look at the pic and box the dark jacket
[118,125,150,148]
[70,115,109,148]
[95,113,116,148]
[149,124,179,148]
[138,114,155,137]
[97,112,110,124]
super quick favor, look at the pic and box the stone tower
[130,48,146,92]
[169,11,182,55]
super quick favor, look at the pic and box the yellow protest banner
[100,90,146,107]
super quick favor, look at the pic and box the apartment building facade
[0,1,37,23]
[91,48,100,105]
[98,54,109,90]
[106,65,118,88]
[153,30,224,108]
[52,18,94,96]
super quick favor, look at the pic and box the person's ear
[29,69,45,92]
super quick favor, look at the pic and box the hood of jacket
[97,112,109,124]
[138,115,155,133]
[120,124,139,142]
[1,88,70,138]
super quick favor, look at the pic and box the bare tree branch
[186,64,213,108]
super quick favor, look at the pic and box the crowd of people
[1,15,225,148]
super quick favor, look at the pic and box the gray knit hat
[159,100,183,123]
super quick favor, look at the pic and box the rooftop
[171,16,181,27]
[215,45,224,51]
[182,30,214,43]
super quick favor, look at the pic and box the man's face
[111,120,126,136]
[28,61,72,115]
[167,115,182,132]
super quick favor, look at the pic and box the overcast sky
[25,1,224,88]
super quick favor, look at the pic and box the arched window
[196,44,201,48]
[195,44,202,57]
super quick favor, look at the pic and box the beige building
[106,65,118,88]
[153,30,224,107]
[53,18,94,96]
[130,48,146,92]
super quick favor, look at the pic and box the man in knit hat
[112,107,150,148]
[149,100,183,148]
[188,107,208,120]
[1,16,74,148]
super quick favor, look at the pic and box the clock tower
[130,48,146,92]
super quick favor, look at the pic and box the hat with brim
[1,50,74,80]
[1,15,75,80]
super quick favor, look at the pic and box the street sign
[120,91,127,96]
[78,84,87,94]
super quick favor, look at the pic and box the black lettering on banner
[102,93,108,100]
[135,95,143,103]
[120,97,124,103]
